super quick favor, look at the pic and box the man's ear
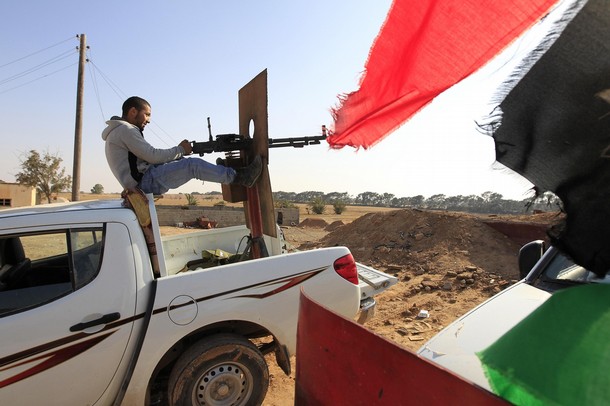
[124,107,138,123]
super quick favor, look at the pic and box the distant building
[0,181,36,208]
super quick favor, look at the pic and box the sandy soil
[162,205,559,405]
[262,208,558,405]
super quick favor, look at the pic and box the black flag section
[492,0,610,277]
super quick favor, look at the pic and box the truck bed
[160,225,283,276]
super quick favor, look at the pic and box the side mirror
[518,240,545,279]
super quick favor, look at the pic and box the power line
[87,59,127,100]
[0,62,77,95]
[0,36,75,69]
[86,49,106,122]
[0,48,77,86]
[88,59,173,147]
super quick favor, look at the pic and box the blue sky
[0,0,538,200]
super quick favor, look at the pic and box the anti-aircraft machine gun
[190,70,327,260]
[189,118,327,260]
[191,119,327,156]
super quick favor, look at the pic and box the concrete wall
[0,183,36,208]
[156,205,299,228]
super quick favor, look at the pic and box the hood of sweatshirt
[101,116,128,140]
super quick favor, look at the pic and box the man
[102,96,261,195]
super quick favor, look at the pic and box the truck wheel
[168,334,269,406]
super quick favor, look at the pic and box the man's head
[122,96,151,131]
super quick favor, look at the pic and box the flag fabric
[327,0,561,149]
[328,0,610,276]
[477,283,610,405]
[488,0,610,277]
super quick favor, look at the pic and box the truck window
[0,228,104,317]
[542,252,610,284]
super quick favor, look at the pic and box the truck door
[0,223,138,405]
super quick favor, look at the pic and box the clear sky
[0,0,539,201]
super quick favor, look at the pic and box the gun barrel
[191,134,327,156]
[268,135,326,148]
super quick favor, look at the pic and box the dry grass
[60,193,396,225]
[295,203,394,225]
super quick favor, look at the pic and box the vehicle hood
[417,282,551,390]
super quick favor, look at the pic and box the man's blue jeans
[138,158,236,195]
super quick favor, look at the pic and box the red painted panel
[295,291,508,405]
[483,220,550,246]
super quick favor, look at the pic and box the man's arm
[122,127,186,164]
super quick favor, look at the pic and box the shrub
[333,200,347,215]
[310,197,326,214]
[185,193,198,206]
[275,199,296,208]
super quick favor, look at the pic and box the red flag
[328,0,560,149]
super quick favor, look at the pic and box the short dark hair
[122,96,150,117]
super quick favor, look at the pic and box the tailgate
[357,262,398,299]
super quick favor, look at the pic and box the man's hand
[179,139,193,155]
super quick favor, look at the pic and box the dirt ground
[160,202,560,405]
[260,207,560,406]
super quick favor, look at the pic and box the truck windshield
[543,252,610,284]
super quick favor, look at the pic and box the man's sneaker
[232,155,262,188]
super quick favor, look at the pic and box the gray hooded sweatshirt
[101,117,185,190]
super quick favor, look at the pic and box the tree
[426,194,447,209]
[355,191,381,206]
[16,150,71,203]
[91,184,104,194]
[325,192,351,204]
[296,191,324,203]
[482,191,503,202]
[381,193,395,207]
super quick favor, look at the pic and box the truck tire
[168,334,269,406]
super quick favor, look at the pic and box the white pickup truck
[0,196,396,405]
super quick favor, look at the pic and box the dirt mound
[296,208,535,350]
[301,208,562,353]
[292,209,548,349]
[325,220,345,231]
[319,208,522,278]
[298,218,328,228]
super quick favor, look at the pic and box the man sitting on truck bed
[102,96,262,195]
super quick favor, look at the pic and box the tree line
[11,149,561,215]
[272,190,561,215]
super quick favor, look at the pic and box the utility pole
[72,34,86,201]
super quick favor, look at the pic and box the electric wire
[88,59,174,147]
[86,49,106,123]
[3,35,177,148]
[87,59,127,101]
[0,36,75,69]
[0,48,77,86]
[149,121,179,146]
[0,62,77,95]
